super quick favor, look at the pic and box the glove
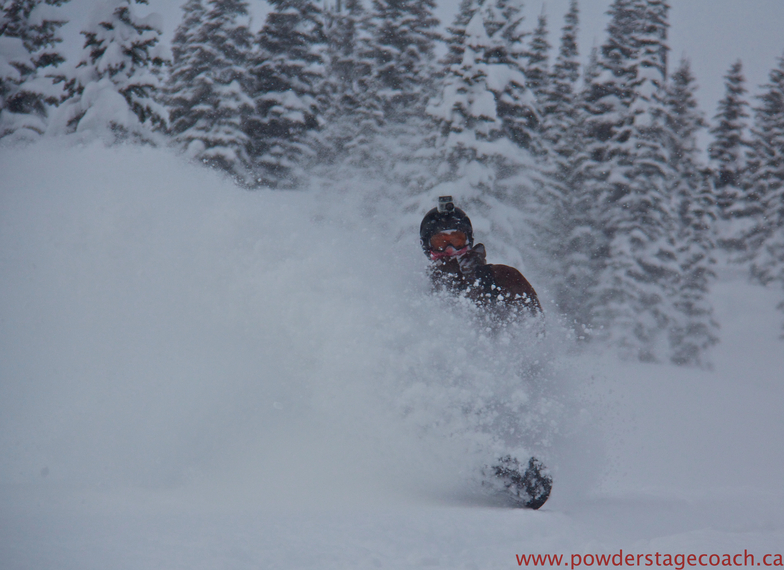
[458,243,487,276]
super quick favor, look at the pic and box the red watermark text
[516,551,784,570]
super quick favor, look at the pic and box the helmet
[419,196,473,256]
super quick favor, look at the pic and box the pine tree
[708,60,752,254]
[0,0,70,141]
[422,0,538,266]
[352,0,442,195]
[545,43,606,337]
[541,0,580,181]
[546,0,578,131]
[536,0,594,334]
[572,0,640,349]
[248,0,327,188]
[442,0,479,67]
[167,0,254,181]
[526,11,550,109]
[578,0,640,215]
[581,0,681,361]
[749,54,784,336]
[616,0,681,361]
[710,60,750,200]
[748,53,784,252]
[50,0,168,143]
[491,0,537,154]
[583,43,600,86]
[663,58,718,365]
[318,0,382,169]
[166,0,206,136]
[370,0,439,124]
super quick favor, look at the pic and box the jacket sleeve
[474,264,543,315]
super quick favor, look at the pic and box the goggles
[430,231,468,252]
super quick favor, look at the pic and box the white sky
[64,0,784,124]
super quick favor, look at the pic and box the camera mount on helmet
[438,196,455,214]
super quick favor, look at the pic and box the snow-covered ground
[1,143,782,570]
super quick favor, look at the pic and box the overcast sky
[67,0,784,130]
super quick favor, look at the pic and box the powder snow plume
[0,142,597,509]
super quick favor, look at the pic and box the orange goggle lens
[430,231,467,252]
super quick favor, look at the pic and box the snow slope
[1,143,782,570]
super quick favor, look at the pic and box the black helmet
[419,196,473,256]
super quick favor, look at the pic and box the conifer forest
[2,0,784,366]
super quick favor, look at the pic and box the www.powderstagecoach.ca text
[516,551,784,569]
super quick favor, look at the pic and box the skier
[419,196,552,510]
[420,196,542,321]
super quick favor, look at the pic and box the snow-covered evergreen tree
[427,4,508,186]
[358,0,441,192]
[421,0,538,266]
[606,0,679,361]
[538,0,579,163]
[577,0,640,228]
[571,0,639,347]
[580,0,682,361]
[441,0,478,67]
[0,0,69,141]
[50,0,168,144]
[248,0,327,188]
[536,0,595,334]
[663,58,718,366]
[370,0,439,124]
[749,54,784,336]
[708,60,753,254]
[710,60,750,201]
[543,43,605,337]
[544,0,578,131]
[167,0,254,182]
[319,0,382,169]
[490,0,537,155]
[166,0,206,136]
[525,11,550,111]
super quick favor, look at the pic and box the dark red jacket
[429,244,542,320]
